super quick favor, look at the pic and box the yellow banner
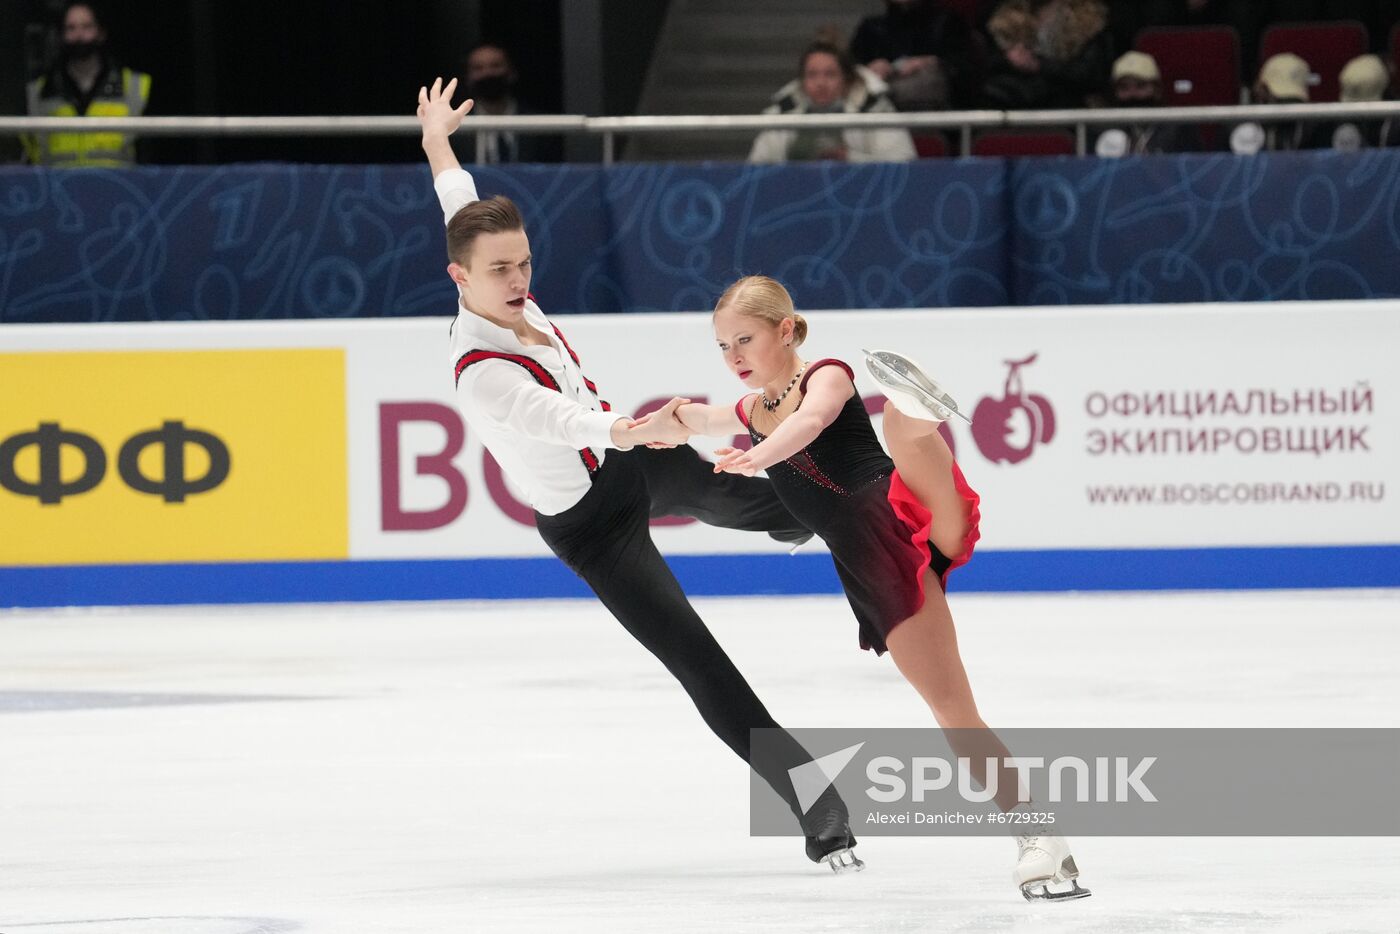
[0,349,347,565]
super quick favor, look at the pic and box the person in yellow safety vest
[22,1,152,167]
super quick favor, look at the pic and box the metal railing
[4,101,1399,163]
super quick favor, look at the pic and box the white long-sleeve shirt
[438,168,621,516]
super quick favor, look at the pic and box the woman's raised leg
[881,402,972,562]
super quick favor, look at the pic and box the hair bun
[791,313,808,346]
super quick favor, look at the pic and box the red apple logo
[971,353,1055,465]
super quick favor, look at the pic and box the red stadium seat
[1258,21,1370,102]
[971,132,1075,157]
[1136,26,1242,108]
[1135,26,1242,149]
[912,133,949,158]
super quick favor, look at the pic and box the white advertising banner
[3,300,1394,567]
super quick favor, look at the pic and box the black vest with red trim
[452,315,610,475]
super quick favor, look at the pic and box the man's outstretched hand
[417,76,474,138]
[613,398,694,450]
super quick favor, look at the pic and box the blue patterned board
[3,151,1398,322]
[1009,151,1400,306]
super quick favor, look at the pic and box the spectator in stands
[1093,51,1198,155]
[849,0,977,110]
[749,41,916,163]
[1326,54,1397,150]
[1229,52,1325,153]
[22,1,150,167]
[462,42,561,163]
[980,0,1114,110]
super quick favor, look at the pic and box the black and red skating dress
[736,358,982,654]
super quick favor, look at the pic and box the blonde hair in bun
[714,275,808,347]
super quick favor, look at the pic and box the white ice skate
[861,349,972,425]
[1012,827,1090,901]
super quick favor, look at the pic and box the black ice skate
[801,789,864,873]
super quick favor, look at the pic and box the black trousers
[635,444,809,544]
[535,445,818,819]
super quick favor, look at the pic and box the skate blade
[1020,857,1089,901]
[1020,878,1091,901]
[861,349,971,425]
[823,847,866,874]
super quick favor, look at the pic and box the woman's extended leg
[883,573,1023,812]
[881,402,972,562]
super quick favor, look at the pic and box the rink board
[2,302,1396,606]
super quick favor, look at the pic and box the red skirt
[829,463,981,655]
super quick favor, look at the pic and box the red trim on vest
[549,322,612,412]
[550,324,579,365]
[456,349,554,389]
[454,349,601,474]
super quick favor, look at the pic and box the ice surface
[1,590,1396,933]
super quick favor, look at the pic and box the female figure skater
[416,81,859,871]
[674,276,1090,900]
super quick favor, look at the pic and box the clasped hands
[626,397,759,476]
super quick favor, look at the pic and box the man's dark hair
[446,195,526,265]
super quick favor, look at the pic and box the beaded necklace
[761,362,807,412]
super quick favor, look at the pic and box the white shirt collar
[453,297,555,355]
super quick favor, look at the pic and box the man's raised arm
[417,77,481,221]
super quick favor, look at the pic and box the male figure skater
[417,77,859,871]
